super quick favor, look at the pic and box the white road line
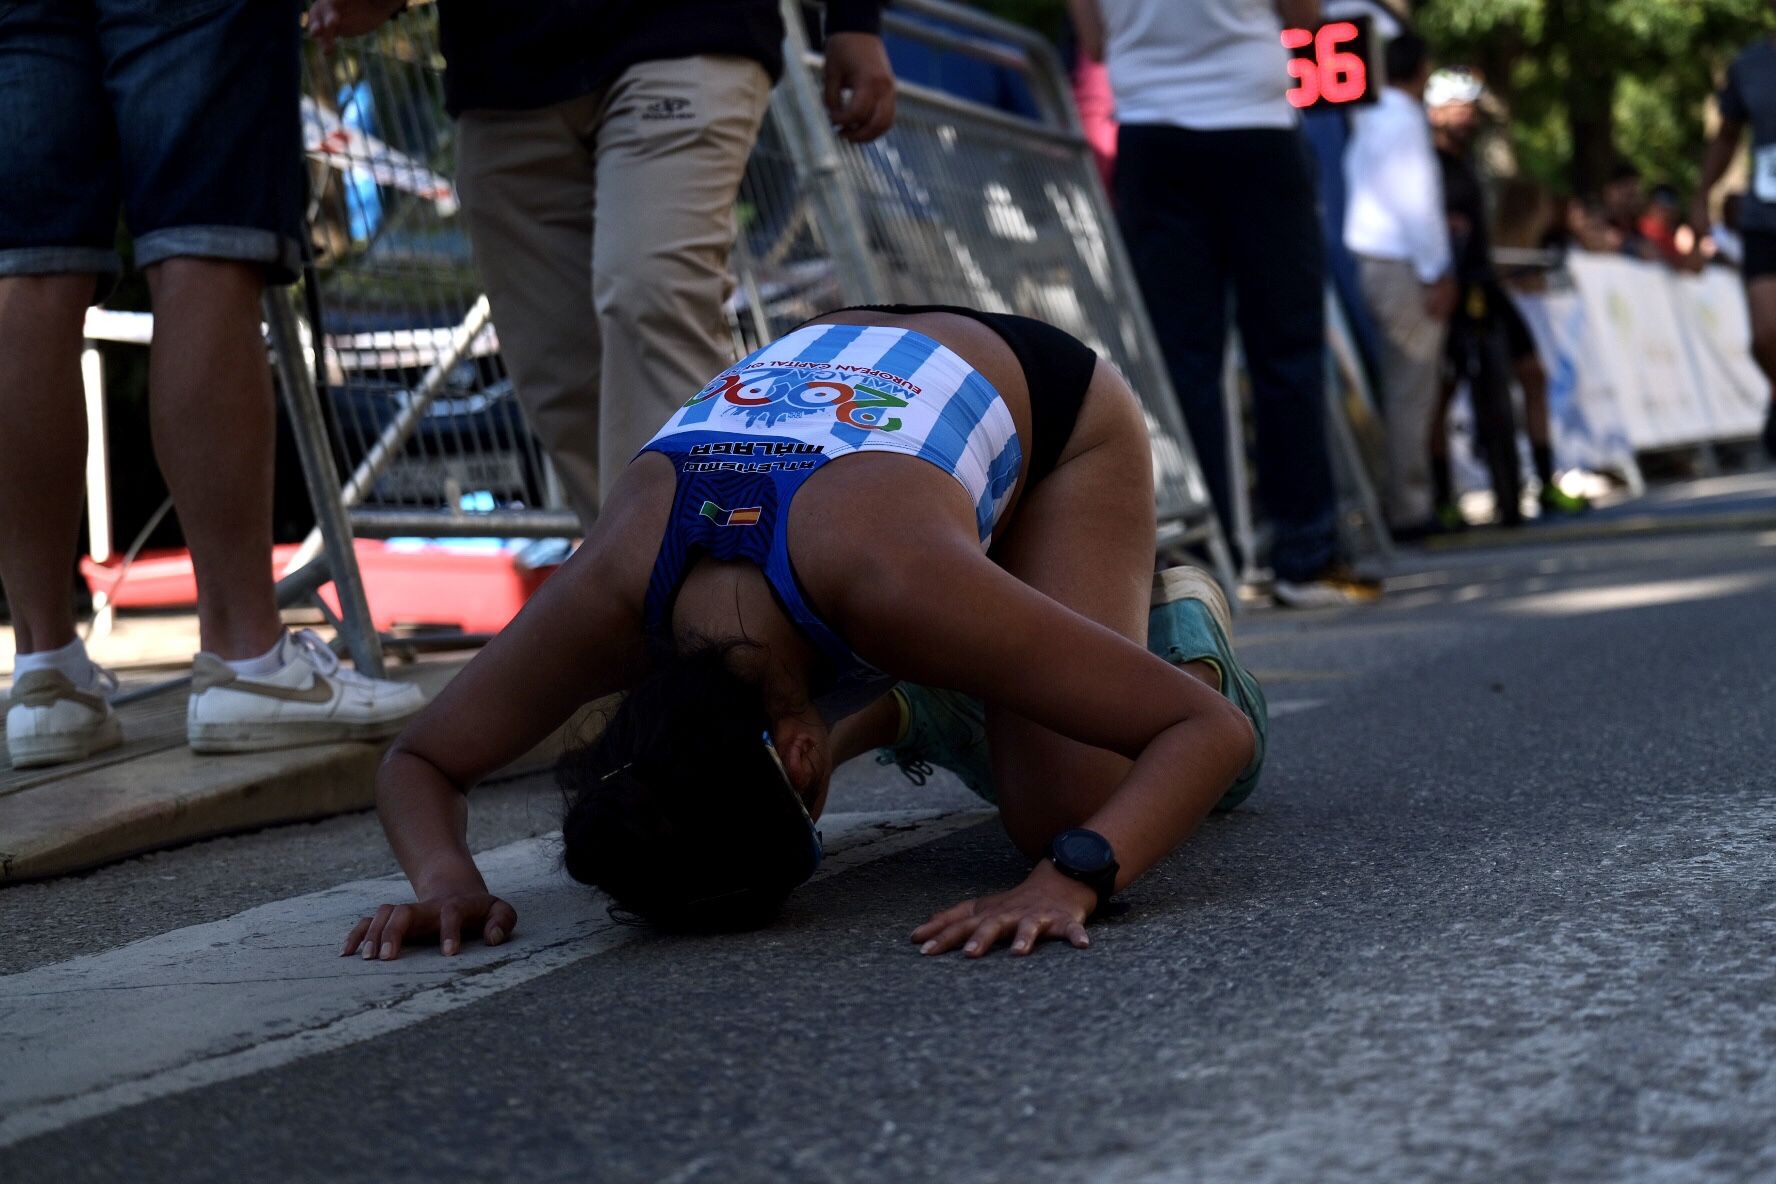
[1268,699,1327,717]
[0,807,992,1148]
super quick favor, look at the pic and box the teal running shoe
[876,683,996,804]
[1147,567,1268,811]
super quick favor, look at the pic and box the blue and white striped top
[644,323,1022,544]
[637,322,1023,720]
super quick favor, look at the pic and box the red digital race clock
[1281,16,1381,110]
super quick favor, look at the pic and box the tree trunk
[1549,0,1618,198]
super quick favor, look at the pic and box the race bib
[1755,144,1776,203]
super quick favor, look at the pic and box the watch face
[1053,828,1114,873]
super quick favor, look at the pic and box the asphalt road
[5,523,1775,1183]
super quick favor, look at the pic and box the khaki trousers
[456,55,772,526]
[1357,255,1448,528]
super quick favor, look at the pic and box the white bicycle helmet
[1425,67,1486,108]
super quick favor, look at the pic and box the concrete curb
[0,662,603,884]
[0,740,393,882]
[0,731,583,885]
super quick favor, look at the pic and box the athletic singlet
[638,321,1023,720]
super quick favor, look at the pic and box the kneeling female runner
[344,305,1269,960]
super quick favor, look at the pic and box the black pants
[1446,312,1524,522]
[1115,123,1338,582]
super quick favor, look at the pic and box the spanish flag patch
[698,500,763,527]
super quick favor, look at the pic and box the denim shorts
[0,0,306,288]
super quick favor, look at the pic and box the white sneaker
[187,630,425,754]
[6,666,123,769]
[1271,562,1384,609]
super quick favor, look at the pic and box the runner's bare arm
[833,535,1254,949]
[1694,117,1745,232]
[383,541,647,849]
[1067,0,1105,62]
[345,517,656,959]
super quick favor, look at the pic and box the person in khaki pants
[312,0,896,527]
[1342,33,1456,539]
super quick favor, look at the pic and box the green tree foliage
[1417,0,1776,197]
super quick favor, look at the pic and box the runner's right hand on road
[342,892,517,961]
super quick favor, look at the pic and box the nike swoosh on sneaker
[209,672,336,704]
[11,678,110,713]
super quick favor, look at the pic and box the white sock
[222,633,290,678]
[15,637,97,688]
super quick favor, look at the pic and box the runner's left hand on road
[911,863,1098,958]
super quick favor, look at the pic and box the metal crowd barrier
[291,0,1233,588]
[741,0,1230,570]
[295,5,570,550]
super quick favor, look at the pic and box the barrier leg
[283,295,496,575]
[80,341,116,640]
[772,0,884,302]
[1323,365,1394,563]
[1221,333,1263,584]
[1320,287,1393,563]
[263,289,386,677]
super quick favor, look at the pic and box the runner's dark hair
[557,637,814,932]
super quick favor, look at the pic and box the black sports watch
[1048,828,1120,916]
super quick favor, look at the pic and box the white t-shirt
[1343,87,1452,282]
[1098,0,1297,130]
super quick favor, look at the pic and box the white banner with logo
[1507,287,1637,477]
[1565,254,1716,449]
[1561,254,1766,451]
[1669,265,1769,440]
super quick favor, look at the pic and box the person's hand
[341,890,517,961]
[308,0,404,54]
[910,862,1098,958]
[823,32,897,144]
[1690,198,1713,239]
[1425,275,1458,320]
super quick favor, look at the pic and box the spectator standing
[1425,68,1545,527]
[312,0,897,528]
[1342,32,1454,538]
[1302,0,1407,390]
[1422,73,1590,531]
[1,0,424,770]
[1070,0,1378,607]
[1602,163,1657,261]
[1697,27,1776,458]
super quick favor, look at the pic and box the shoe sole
[188,711,419,754]
[8,714,124,769]
[1152,567,1232,636]
[1272,581,1383,609]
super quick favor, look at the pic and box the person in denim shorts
[0,0,423,769]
